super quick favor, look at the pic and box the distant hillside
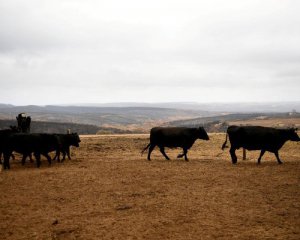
[57,101,300,112]
[0,120,133,135]
[0,105,207,127]
[1,103,299,133]
[0,119,99,134]
[165,112,300,132]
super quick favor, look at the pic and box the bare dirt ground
[0,134,299,240]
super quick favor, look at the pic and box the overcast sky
[0,0,299,105]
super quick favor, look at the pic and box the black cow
[142,127,209,161]
[53,133,81,162]
[222,125,300,164]
[16,113,31,133]
[0,126,19,164]
[3,133,61,169]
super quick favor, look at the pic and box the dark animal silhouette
[2,133,61,169]
[222,125,300,164]
[16,113,31,133]
[142,127,209,161]
[0,126,19,164]
[53,133,81,162]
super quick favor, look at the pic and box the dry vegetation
[229,118,300,128]
[0,134,299,239]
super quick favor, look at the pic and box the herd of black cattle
[0,126,81,169]
[0,125,299,170]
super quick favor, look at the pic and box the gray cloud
[0,0,300,105]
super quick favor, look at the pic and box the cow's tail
[221,133,229,150]
[141,143,151,156]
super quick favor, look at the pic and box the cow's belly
[242,142,279,151]
[159,142,183,148]
[243,145,262,150]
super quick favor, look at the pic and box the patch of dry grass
[229,117,300,128]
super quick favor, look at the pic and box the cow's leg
[3,152,11,169]
[53,151,58,161]
[147,144,155,161]
[34,153,41,168]
[21,154,28,165]
[159,147,170,160]
[257,150,265,164]
[55,150,61,162]
[43,153,52,165]
[2,153,15,164]
[59,151,64,162]
[274,151,283,164]
[183,148,189,161]
[229,147,237,164]
[66,147,71,160]
[177,152,184,158]
[29,153,34,163]
[62,151,66,161]
[62,148,68,161]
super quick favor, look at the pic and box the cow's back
[6,133,59,154]
[0,130,14,147]
[5,133,37,153]
[150,127,197,148]
[228,126,285,150]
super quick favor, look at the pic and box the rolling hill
[0,102,299,134]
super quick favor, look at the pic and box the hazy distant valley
[0,102,299,134]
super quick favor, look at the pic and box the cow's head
[198,127,209,140]
[70,133,81,147]
[287,128,300,141]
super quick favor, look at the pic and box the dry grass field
[229,118,300,128]
[0,133,299,240]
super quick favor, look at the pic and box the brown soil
[0,134,299,240]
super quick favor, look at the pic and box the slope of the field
[0,134,299,239]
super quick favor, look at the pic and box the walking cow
[222,125,300,164]
[53,133,81,162]
[142,127,209,161]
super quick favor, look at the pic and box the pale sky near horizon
[0,0,300,105]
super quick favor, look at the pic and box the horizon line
[1,100,300,107]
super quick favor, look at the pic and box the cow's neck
[277,130,290,147]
